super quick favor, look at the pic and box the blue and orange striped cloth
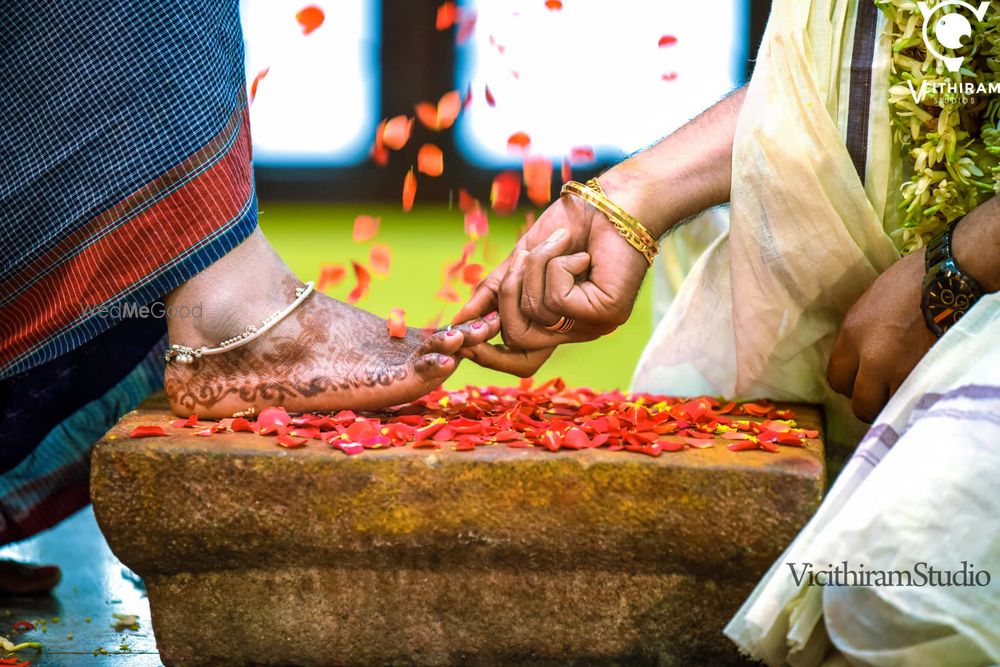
[0,1,257,543]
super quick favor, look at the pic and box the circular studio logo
[918,1,991,72]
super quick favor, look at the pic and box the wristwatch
[921,218,985,337]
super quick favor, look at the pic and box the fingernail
[485,311,498,321]
[446,329,460,337]
[545,228,567,244]
[438,354,451,365]
[471,321,484,330]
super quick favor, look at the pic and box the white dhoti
[630,0,1000,662]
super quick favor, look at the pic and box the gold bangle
[560,179,658,266]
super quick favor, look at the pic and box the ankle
[164,229,300,347]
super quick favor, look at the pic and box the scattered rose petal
[277,434,308,448]
[258,406,292,435]
[658,34,678,47]
[171,414,200,429]
[129,425,167,438]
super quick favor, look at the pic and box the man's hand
[827,250,938,422]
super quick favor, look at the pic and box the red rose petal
[382,115,413,150]
[370,243,392,276]
[317,263,346,292]
[545,0,563,10]
[490,171,521,214]
[277,434,308,448]
[402,168,418,212]
[295,5,325,35]
[658,35,678,47]
[506,131,531,154]
[485,84,496,107]
[249,67,270,103]
[387,308,407,338]
[417,143,444,177]
[130,425,168,438]
[347,260,372,303]
[523,156,553,206]
[464,203,489,239]
[436,1,457,30]
[353,215,380,242]
[461,263,484,286]
[561,157,571,183]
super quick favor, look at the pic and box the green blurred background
[260,202,653,391]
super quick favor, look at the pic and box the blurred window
[455,0,747,166]
[240,0,380,166]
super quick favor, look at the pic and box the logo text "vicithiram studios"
[908,79,1000,102]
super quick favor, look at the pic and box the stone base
[92,395,825,665]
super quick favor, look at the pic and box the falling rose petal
[317,263,346,292]
[490,171,520,214]
[463,85,473,109]
[277,434,308,448]
[545,0,563,9]
[387,308,407,338]
[382,116,413,150]
[485,84,496,107]
[415,90,462,131]
[523,155,553,206]
[506,131,531,154]
[458,188,478,213]
[249,67,270,103]
[424,310,444,331]
[462,263,484,286]
[561,157,571,183]
[661,72,678,81]
[456,10,477,44]
[353,214,380,242]
[295,5,325,35]
[658,34,678,47]
[417,143,444,177]
[464,204,489,239]
[129,425,167,438]
[371,144,390,166]
[436,283,462,302]
[569,146,595,163]
[370,243,392,275]
[402,168,417,212]
[436,1,458,30]
[436,90,462,129]
[347,261,371,302]
[374,119,386,153]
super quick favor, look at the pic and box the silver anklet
[164,282,314,364]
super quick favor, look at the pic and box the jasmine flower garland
[876,0,1000,253]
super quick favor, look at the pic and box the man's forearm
[953,198,1000,293]
[598,85,747,239]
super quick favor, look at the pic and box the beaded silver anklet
[164,282,314,364]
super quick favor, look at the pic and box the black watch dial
[922,263,980,336]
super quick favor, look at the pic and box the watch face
[923,269,975,336]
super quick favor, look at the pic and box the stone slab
[91,394,826,665]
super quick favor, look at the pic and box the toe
[418,328,465,355]
[452,314,498,347]
[414,353,456,381]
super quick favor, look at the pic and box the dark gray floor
[0,506,160,665]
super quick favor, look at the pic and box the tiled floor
[0,506,160,665]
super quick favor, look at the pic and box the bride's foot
[163,230,499,418]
